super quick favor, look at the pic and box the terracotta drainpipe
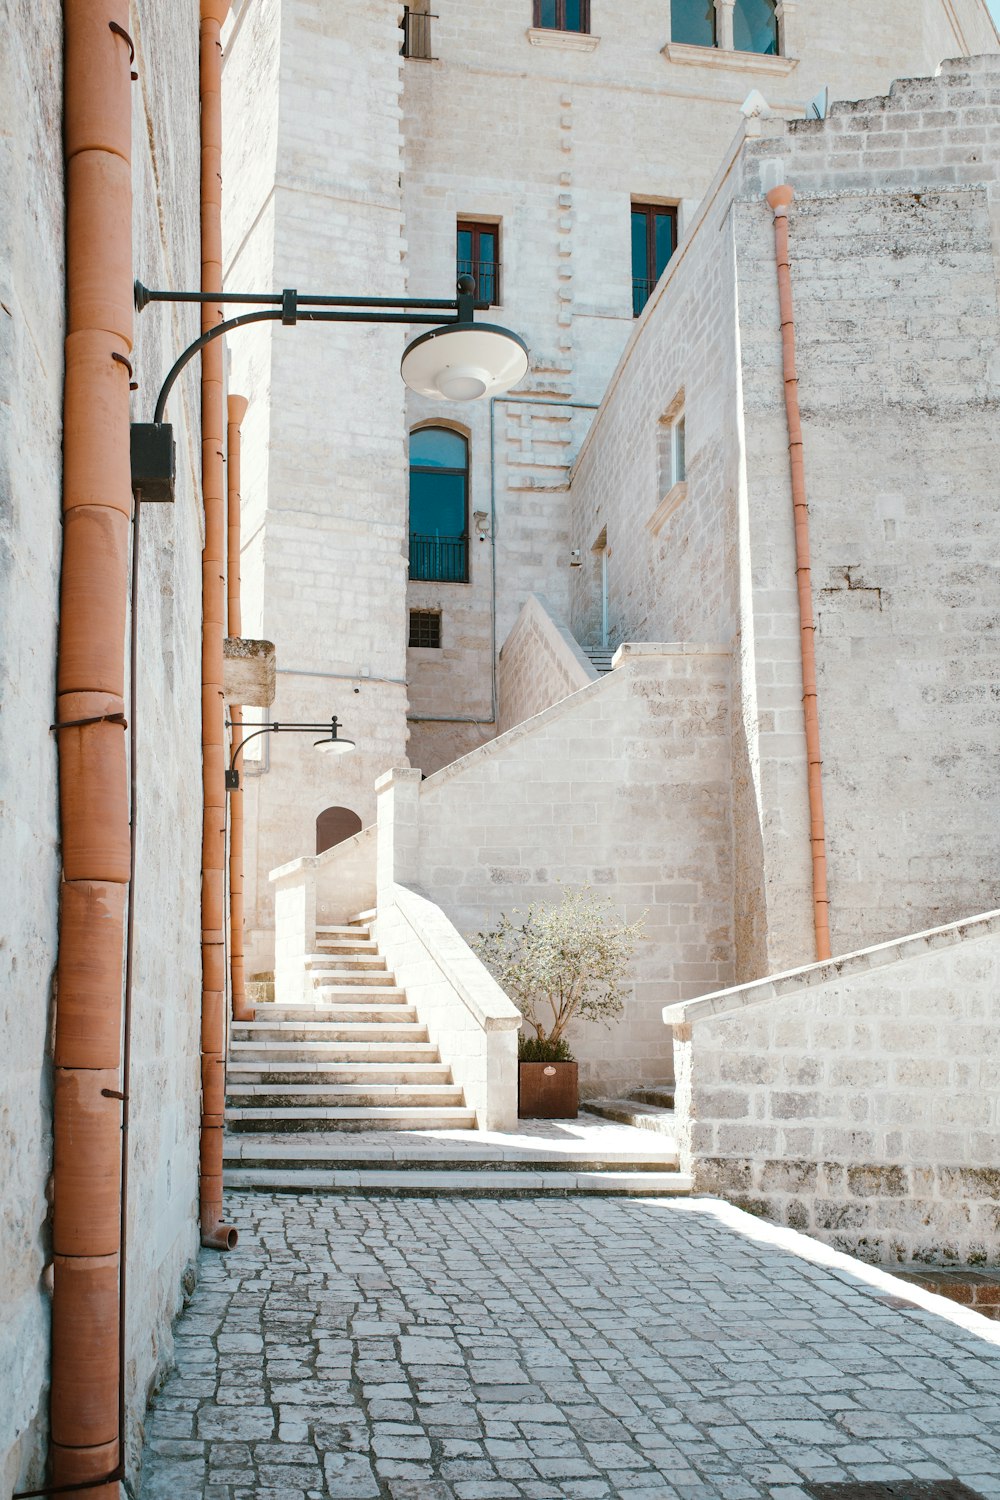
[226,394,253,1024]
[200,0,238,1252]
[766,184,832,962]
[50,3,134,1492]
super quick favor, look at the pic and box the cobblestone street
[139,1193,1000,1500]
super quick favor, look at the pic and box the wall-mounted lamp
[569,549,582,567]
[473,510,491,540]
[225,716,355,789]
[131,276,528,501]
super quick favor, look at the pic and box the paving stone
[138,1193,1000,1500]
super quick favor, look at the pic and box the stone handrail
[376,882,521,1131]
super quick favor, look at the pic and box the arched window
[316,806,363,856]
[409,427,469,583]
[733,0,778,56]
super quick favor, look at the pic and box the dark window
[409,427,469,583]
[631,203,678,316]
[671,0,716,47]
[457,221,500,307]
[409,610,442,649]
[400,7,436,60]
[316,806,363,856]
[734,0,778,55]
[534,0,590,33]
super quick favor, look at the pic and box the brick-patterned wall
[417,645,734,1097]
[497,593,595,733]
[667,912,1000,1265]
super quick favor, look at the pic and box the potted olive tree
[471,888,644,1119]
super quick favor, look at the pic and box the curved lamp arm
[225,719,349,789]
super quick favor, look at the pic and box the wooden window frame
[631,201,678,317]
[457,220,501,308]
[532,0,591,34]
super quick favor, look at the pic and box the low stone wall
[271,825,376,1002]
[665,911,1000,1264]
[374,882,520,1131]
[498,593,596,734]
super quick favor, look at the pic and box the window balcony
[409,533,469,584]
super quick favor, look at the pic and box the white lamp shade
[314,735,355,756]
[401,322,529,402]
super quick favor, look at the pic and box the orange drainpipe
[766,184,832,962]
[50,3,134,1492]
[226,394,253,1023]
[199,0,238,1251]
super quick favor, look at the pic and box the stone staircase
[583,645,615,674]
[582,1086,677,1135]
[225,914,477,1135]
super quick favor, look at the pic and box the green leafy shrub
[471,887,644,1053]
[517,1033,575,1064]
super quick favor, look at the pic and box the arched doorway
[316,806,363,856]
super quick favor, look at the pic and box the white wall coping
[499,592,598,684]
[392,883,522,1034]
[269,822,375,886]
[662,908,1000,1028]
[612,641,730,667]
[421,643,726,795]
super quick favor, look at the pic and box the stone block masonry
[665,909,1000,1265]
[410,645,734,1097]
[497,592,596,733]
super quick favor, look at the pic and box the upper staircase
[225,914,477,1134]
[582,645,615,674]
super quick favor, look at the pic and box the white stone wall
[497,593,595,734]
[666,911,1000,1265]
[400,0,998,776]
[223,0,410,974]
[1,1,206,1490]
[565,56,1000,982]
[413,646,734,1097]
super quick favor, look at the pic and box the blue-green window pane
[410,428,468,470]
[631,211,648,284]
[537,0,557,27]
[457,228,473,263]
[409,470,466,538]
[671,0,716,46]
[564,0,583,30]
[733,0,778,55]
[655,213,675,275]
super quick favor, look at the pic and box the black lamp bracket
[224,717,348,790]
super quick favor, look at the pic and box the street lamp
[225,717,355,789]
[130,274,528,500]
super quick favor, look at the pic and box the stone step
[226,1083,465,1109]
[231,1021,429,1043]
[303,952,386,969]
[628,1087,676,1110]
[309,970,397,986]
[223,1166,693,1195]
[311,939,378,955]
[230,1040,441,1063]
[250,1004,417,1025]
[306,985,407,1002]
[226,1062,453,1085]
[227,1105,477,1133]
[581,1098,677,1135]
[224,1142,680,1171]
[316,924,371,938]
[349,909,377,926]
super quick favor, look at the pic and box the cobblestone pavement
[139,1193,1000,1500]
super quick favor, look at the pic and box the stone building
[222,0,999,972]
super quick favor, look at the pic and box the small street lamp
[225,717,355,790]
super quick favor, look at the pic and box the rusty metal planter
[518,1061,578,1119]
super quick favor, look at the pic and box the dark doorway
[316,806,363,856]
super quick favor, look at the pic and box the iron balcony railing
[401,8,436,60]
[409,533,468,583]
[632,276,657,317]
[457,258,501,307]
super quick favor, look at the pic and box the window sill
[647,481,687,537]
[661,41,798,75]
[526,27,601,51]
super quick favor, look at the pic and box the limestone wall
[223,0,410,974]
[497,593,595,733]
[1,1,206,1490]
[414,646,734,1097]
[666,911,1000,1265]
